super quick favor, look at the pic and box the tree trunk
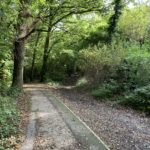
[30,32,41,81]
[40,30,50,82]
[12,40,25,88]
[107,0,124,42]
[40,54,49,82]
[11,2,39,88]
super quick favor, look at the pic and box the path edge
[44,90,110,150]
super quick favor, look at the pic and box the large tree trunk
[12,40,25,88]
[11,1,39,88]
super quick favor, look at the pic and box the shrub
[115,43,150,91]
[0,96,19,138]
[91,80,119,98]
[119,85,150,112]
[76,42,150,113]
[0,87,21,149]
[47,49,76,81]
[7,87,22,98]
[76,43,124,83]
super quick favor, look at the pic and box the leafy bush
[7,87,22,98]
[116,44,150,90]
[119,85,150,112]
[0,87,20,149]
[46,49,76,81]
[77,43,124,83]
[91,80,119,98]
[76,42,150,112]
[0,97,19,138]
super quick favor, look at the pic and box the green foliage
[91,80,119,98]
[79,15,109,46]
[0,97,19,138]
[0,34,13,85]
[116,44,150,90]
[0,87,20,149]
[119,85,150,112]
[107,0,124,42]
[77,42,124,82]
[118,5,150,42]
[47,49,77,81]
[76,40,150,112]
[7,87,22,98]
[0,0,149,117]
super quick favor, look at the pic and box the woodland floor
[49,85,150,150]
[21,84,150,150]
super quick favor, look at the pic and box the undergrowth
[90,81,150,113]
[0,85,21,150]
[76,42,150,114]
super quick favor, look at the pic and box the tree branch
[18,18,39,40]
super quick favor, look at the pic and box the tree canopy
[0,0,150,111]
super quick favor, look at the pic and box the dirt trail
[21,85,108,150]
